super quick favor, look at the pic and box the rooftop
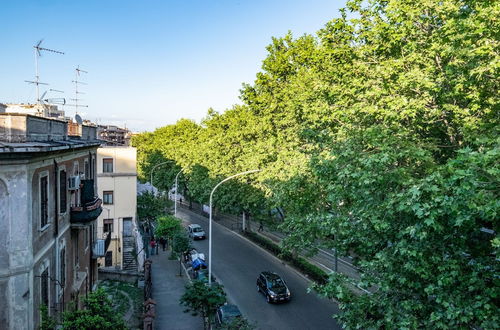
[0,113,101,155]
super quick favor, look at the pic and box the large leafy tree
[137,191,170,223]
[132,0,499,327]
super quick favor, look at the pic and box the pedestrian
[150,238,156,256]
[258,221,264,232]
[159,237,166,251]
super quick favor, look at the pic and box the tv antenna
[69,65,88,115]
[24,39,64,104]
[37,89,66,116]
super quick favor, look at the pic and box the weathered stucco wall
[0,165,32,329]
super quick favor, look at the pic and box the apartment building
[97,125,131,146]
[0,113,103,329]
[1,103,66,119]
[96,146,142,272]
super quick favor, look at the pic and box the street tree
[172,231,191,276]
[137,191,170,222]
[155,215,182,244]
[180,280,226,330]
[132,0,499,327]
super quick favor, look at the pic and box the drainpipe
[53,160,59,237]
[89,223,94,292]
[53,159,60,313]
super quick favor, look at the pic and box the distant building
[1,103,66,119]
[97,125,131,146]
[96,146,143,272]
[0,113,104,329]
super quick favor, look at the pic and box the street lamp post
[174,169,183,217]
[208,169,260,286]
[150,161,173,194]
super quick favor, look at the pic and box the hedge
[243,231,328,284]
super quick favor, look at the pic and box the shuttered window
[40,176,48,228]
[59,170,67,213]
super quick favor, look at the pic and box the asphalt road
[177,208,341,330]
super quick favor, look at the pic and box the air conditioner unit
[68,176,81,190]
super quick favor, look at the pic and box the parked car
[256,271,291,303]
[216,304,242,327]
[187,224,206,240]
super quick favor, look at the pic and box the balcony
[70,179,103,224]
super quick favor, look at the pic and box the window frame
[102,158,114,173]
[40,267,49,308]
[103,191,114,205]
[103,218,114,233]
[74,234,79,268]
[40,173,49,230]
[60,247,66,288]
[59,169,67,214]
[84,159,89,179]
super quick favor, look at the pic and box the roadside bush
[243,231,328,284]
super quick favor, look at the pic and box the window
[103,158,113,173]
[59,170,67,213]
[40,176,48,228]
[41,268,49,307]
[103,191,113,205]
[84,160,89,179]
[105,251,113,267]
[60,248,66,287]
[92,155,96,179]
[74,234,79,267]
[103,219,113,233]
[84,227,89,248]
[73,162,79,176]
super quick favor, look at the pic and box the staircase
[122,237,137,271]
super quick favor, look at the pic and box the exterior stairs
[122,237,137,271]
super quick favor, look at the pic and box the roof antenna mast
[71,65,88,116]
[24,39,64,104]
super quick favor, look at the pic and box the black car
[256,271,291,303]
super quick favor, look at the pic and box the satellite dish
[75,114,83,124]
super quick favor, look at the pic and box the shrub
[243,231,328,284]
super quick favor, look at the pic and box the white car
[187,224,206,240]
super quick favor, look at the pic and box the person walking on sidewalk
[159,237,166,251]
[150,238,157,256]
[258,221,264,232]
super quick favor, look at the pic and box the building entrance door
[123,217,133,237]
[105,251,113,267]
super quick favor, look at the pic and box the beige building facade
[96,147,140,271]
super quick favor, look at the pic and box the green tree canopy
[132,0,499,327]
[155,215,182,241]
[137,191,171,222]
[180,281,226,329]
[61,288,127,330]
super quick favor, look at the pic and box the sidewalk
[150,248,204,330]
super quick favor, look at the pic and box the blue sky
[0,1,345,132]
